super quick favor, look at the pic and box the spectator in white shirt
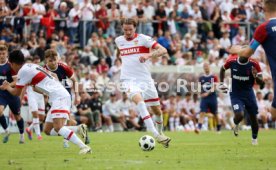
[79,0,97,48]
[68,3,81,44]
[219,32,231,50]
[31,0,45,34]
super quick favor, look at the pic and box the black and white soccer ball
[139,135,155,151]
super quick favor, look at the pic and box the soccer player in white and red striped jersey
[115,18,171,147]
[0,50,91,154]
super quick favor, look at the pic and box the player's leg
[0,103,9,143]
[150,106,164,134]
[195,99,208,133]
[145,83,167,135]
[245,98,259,145]
[209,99,221,133]
[270,96,276,128]
[9,97,24,144]
[53,117,91,154]
[231,97,244,136]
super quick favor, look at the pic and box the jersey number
[36,67,53,79]
[233,104,239,110]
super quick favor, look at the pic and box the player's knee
[14,114,21,121]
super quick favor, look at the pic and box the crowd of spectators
[1,0,274,131]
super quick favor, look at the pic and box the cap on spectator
[49,0,55,3]
[110,92,116,97]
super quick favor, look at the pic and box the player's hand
[0,80,10,90]
[139,54,150,63]
[252,66,258,78]
[218,83,229,93]
[229,45,242,54]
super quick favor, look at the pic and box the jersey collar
[237,57,249,65]
[46,64,58,72]
[125,33,138,41]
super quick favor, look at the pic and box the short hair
[9,50,25,65]
[0,44,8,51]
[120,18,137,27]
[264,0,276,12]
[45,49,58,60]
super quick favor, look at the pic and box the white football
[139,135,155,151]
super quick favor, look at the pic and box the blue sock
[16,118,24,134]
[198,123,202,129]
[0,115,8,130]
[217,124,221,131]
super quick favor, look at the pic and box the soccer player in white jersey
[115,18,171,147]
[0,50,91,154]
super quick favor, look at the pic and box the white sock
[28,123,34,131]
[169,117,175,131]
[175,117,180,127]
[184,124,191,131]
[155,115,163,134]
[137,102,159,137]
[50,128,59,136]
[264,123,269,129]
[33,118,41,136]
[58,126,86,148]
[108,125,114,132]
[67,126,79,134]
[188,120,195,130]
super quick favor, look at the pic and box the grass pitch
[0,130,276,170]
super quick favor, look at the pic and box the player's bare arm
[116,47,121,59]
[139,44,167,63]
[0,80,23,96]
[70,75,80,105]
[229,45,254,58]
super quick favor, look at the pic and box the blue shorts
[230,94,258,115]
[0,93,21,115]
[272,80,276,108]
[200,95,218,114]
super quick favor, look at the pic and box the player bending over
[44,49,89,147]
[220,55,265,145]
[0,50,91,154]
[115,18,171,147]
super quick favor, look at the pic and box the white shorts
[27,87,45,115]
[121,79,160,106]
[45,97,71,123]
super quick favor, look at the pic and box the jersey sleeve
[60,63,74,78]
[223,56,237,70]
[253,22,269,45]
[16,67,31,88]
[213,75,218,82]
[250,59,262,73]
[142,34,158,49]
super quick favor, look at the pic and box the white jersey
[16,63,70,103]
[115,33,158,81]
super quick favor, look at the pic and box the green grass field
[0,130,276,170]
